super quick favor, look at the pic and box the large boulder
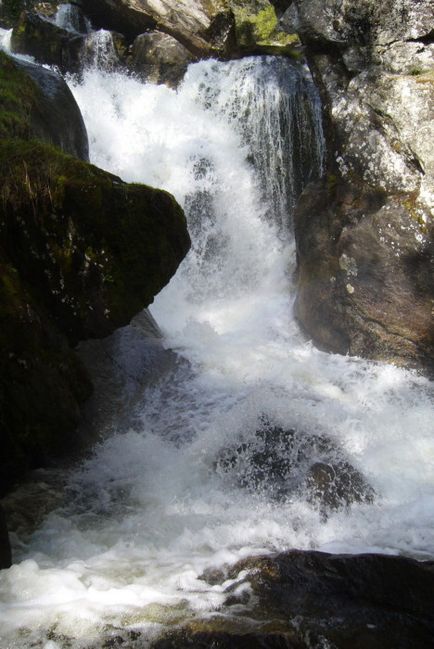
[0,52,190,493]
[11,11,85,72]
[129,31,196,87]
[0,52,89,160]
[285,0,434,370]
[0,505,12,569]
[216,418,374,511]
[80,0,236,57]
[0,0,59,28]
[151,551,434,649]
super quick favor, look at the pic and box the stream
[1,24,434,649]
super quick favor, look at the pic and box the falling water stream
[1,24,434,649]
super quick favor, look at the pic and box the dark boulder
[0,51,89,160]
[216,418,373,511]
[11,11,85,72]
[190,551,434,649]
[0,52,190,494]
[294,179,434,371]
[0,504,12,569]
[0,0,59,28]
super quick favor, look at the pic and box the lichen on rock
[286,0,434,371]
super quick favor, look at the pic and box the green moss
[230,1,299,54]
[0,51,41,138]
[0,48,190,494]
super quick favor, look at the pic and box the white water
[1,56,434,648]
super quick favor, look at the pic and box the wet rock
[216,418,373,511]
[11,10,85,72]
[286,0,434,371]
[0,0,59,28]
[0,504,12,569]
[152,630,302,649]
[0,51,190,494]
[129,31,195,88]
[80,0,236,58]
[81,29,128,73]
[2,52,89,160]
[223,550,434,649]
[294,179,434,371]
[306,460,373,511]
[230,0,300,57]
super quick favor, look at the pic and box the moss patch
[230,1,299,54]
[0,50,40,138]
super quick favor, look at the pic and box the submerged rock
[287,0,434,371]
[216,418,373,512]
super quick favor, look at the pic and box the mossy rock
[0,52,190,494]
[229,1,300,56]
[0,50,89,159]
[11,10,85,72]
[0,0,58,28]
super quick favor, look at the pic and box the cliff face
[286,0,434,370]
[0,53,190,495]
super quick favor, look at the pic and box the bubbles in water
[1,55,434,648]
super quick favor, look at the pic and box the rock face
[151,551,434,649]
[0,52,190,494]
[287,0,434,370]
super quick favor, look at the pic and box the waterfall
[1,55,434,648]
[54,2,90,34]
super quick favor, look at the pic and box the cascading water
[1,52,434,649]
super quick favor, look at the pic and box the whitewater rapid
[1,50,434,649]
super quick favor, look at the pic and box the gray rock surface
[80,0,236,57]
[129,31,195,87]
[289,0,434,370]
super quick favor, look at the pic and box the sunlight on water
[0,54,433,647]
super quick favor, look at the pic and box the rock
[151,551,434,649]
[219,550,434,649]
[11,10,85,72]
[0,51,190,493]
[0,1,57,28]
[152,630,302,649]
[216,418,373,511]
[230,0,300,56]
[306,460,373,511]
[286,0,434,370]
[0,52,89,160]
[81,0,236,58]
[129,31,195,87]
[0,504,12,569]
[81,29,128,72]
